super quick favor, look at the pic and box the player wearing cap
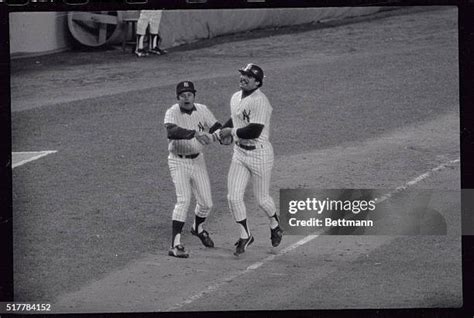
[164,81,222,258]
[220,63,283,256]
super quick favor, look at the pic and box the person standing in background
[135,10,168,57]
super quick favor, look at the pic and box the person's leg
[250,147,283,247]
[168,160,192,257]
[148,11,167,54]
[135,15,149,56]
[227,159,254,255]
[190,156,214,247]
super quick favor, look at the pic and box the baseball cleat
[234,235,254,256]
[191,229,214,248]
[168,244,189,258]
[149,47,167,55]
[270,226,283,247]
[134,49,148,57]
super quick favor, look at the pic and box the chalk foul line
[165,157,460,311]
[12,151,57,168]
[374,158,460,204]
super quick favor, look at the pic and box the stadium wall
[10,12,71,57]
[159,8,382,49]
[10,8,382,57]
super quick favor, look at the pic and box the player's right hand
[219,128,232,139]
[195,132,212,145]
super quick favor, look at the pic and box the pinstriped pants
[168,153,213,222]
[227,143,276,222]
[137,10,163,35]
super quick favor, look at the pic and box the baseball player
[220,63,283,256]
[135,10,167,57]
[164,81,222,258]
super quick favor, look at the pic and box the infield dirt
[10,6,460,313]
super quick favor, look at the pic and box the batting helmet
[176,81,196,96]
[238,63,264,84]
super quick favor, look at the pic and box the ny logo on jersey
[198,122,205,132]
[242,109,251,123]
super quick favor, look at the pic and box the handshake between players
[164,64,283,259]
[195,129,233,146]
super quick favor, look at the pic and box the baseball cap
[176,81,196,96]
[238,63,264,83]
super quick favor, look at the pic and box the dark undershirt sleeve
[222,118,233,129]
[236,123,264,139]
[165,123,196,140]
[209,122,223,134]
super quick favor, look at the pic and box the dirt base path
[52,113,460,313]
[10,6,460,313]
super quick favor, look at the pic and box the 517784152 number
[4,303,51,312]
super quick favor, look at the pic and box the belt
[236,142,256,151]
[177,153,200,159]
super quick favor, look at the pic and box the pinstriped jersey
[164,103,217,155]
[230,88,272,146]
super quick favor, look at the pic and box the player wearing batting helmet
[164,81,222,258]
[220,64,283,256]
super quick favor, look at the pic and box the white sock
[269,214,279,230]
[237,221,250,239]
[173,233,181,247]
[192,222,203,233]
[137,35,145,50]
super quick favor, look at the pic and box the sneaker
[234,235,254,256]
[270,226,283,247]
[168,244,189,258]
[134,49,148,57]
[191,228,214,248]
[149,47,167,55]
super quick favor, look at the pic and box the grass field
[10,6,461,313]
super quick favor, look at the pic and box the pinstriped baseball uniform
[137,10,163,35]
[165,103,217,222]
[227,88,276,222]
